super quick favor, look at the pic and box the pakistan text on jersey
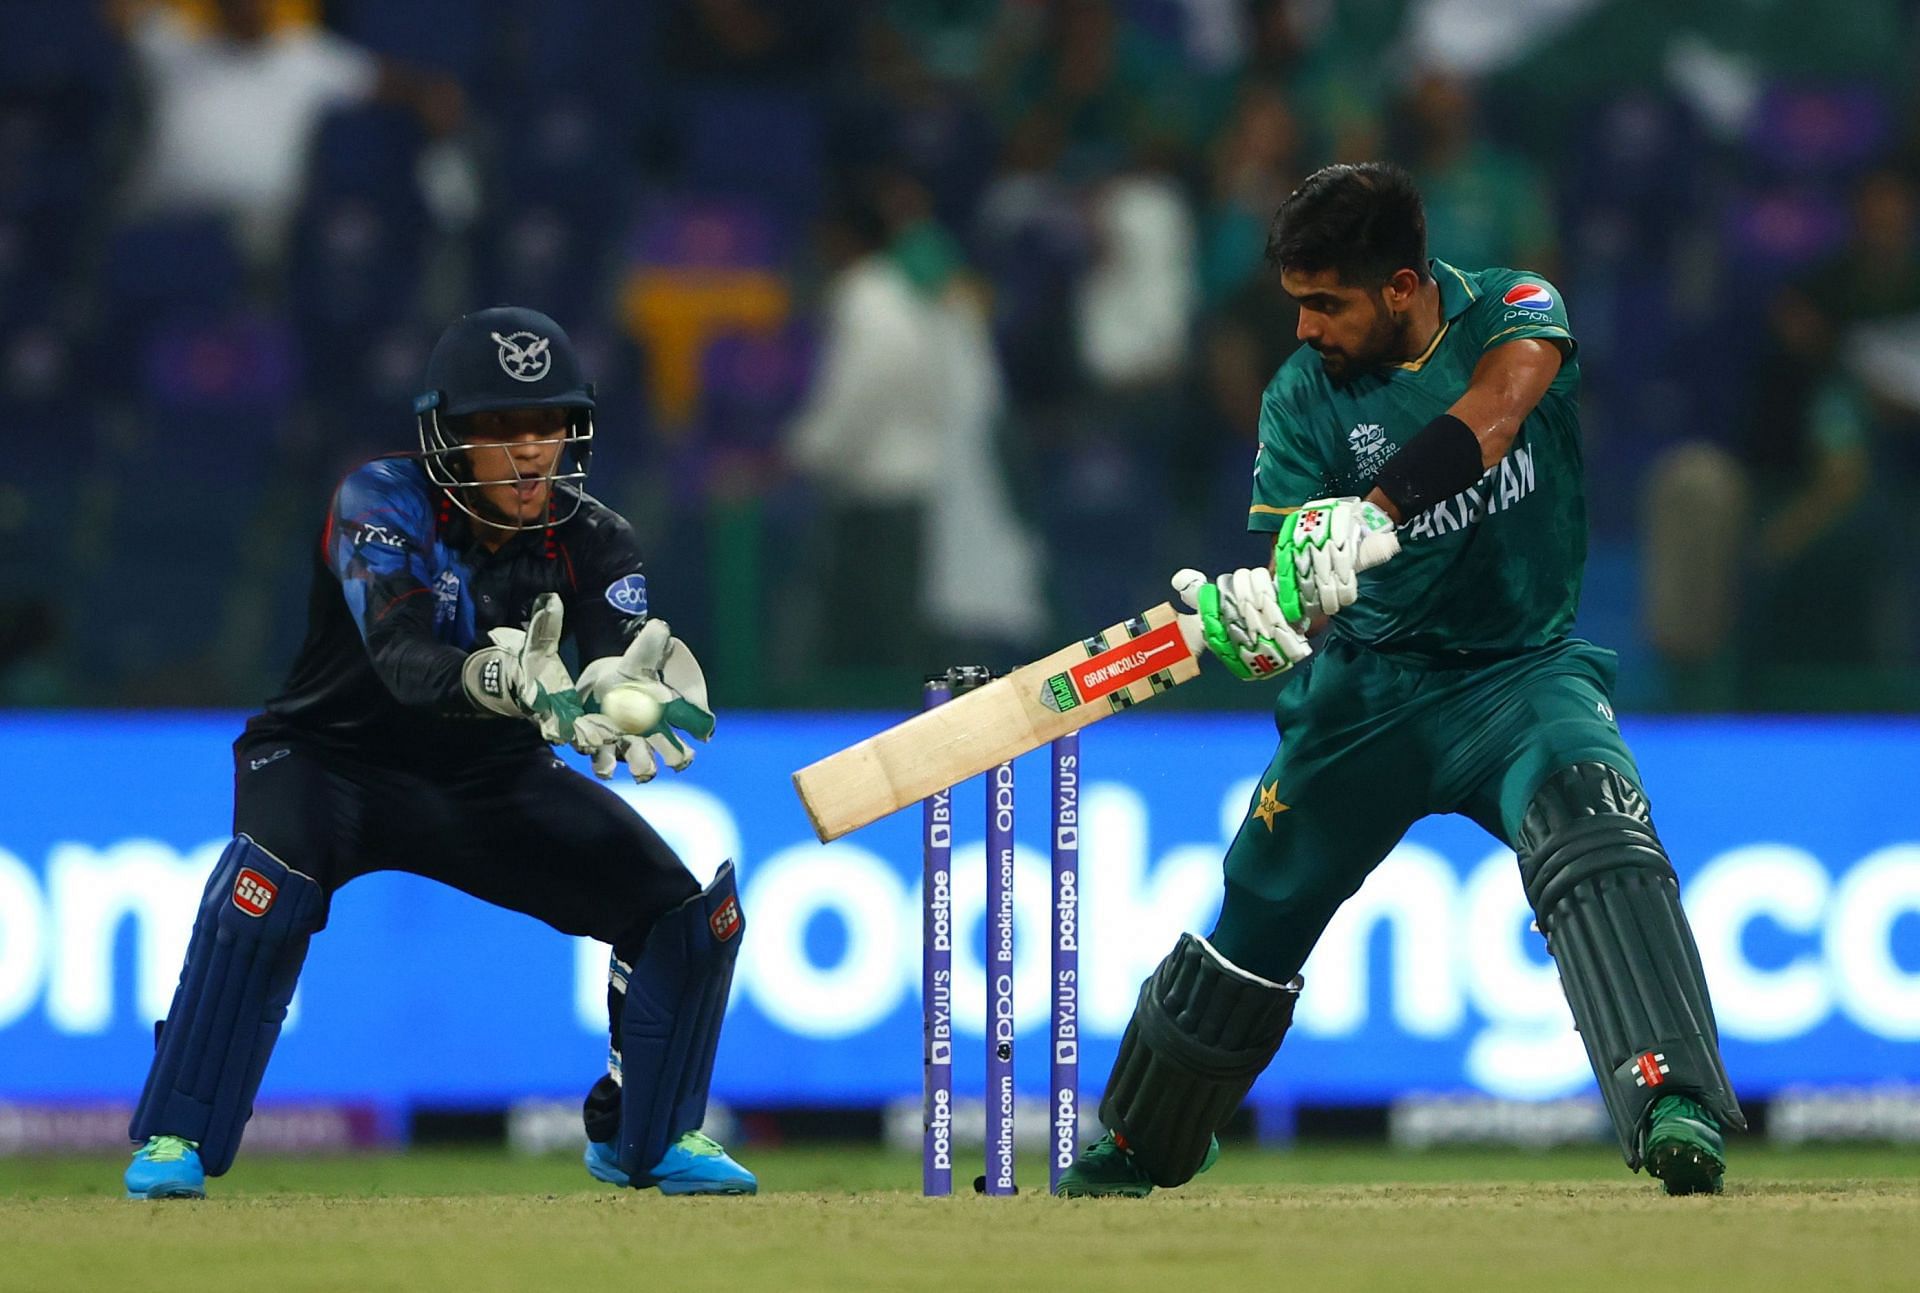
[1403,444,1537,541]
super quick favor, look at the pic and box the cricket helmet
[413,306,596,529]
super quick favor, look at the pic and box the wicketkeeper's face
[459,407,570,526]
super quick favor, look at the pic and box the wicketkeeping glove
[1271,497,1401,624]
[1172,566,1312,681]
[577,618,716,783]
[461,593,620,751]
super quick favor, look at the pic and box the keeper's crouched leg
[583,862,755,1195]
[1520,763,1744,1187]
[1095,934,1299,1188]
[129,836,326,1191]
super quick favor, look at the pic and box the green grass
[7,1146,1918,1292]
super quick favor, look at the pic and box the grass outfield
[6,1145,1918,1292]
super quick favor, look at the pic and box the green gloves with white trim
[1172,567,1312,681]
[1174,498,1400,682]
[1271,497,1400,624]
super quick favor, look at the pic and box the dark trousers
[1210,637,1636,983]
[231,730,700,961]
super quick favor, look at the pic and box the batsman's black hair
[1266,162,1428,286]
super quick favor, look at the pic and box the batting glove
[1172,567,1312,681]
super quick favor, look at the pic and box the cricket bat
[792,603,1203,842]
[792,520,1400,842]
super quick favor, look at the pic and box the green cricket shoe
[1643,1094,1726,1196]
[1053,1132,1220,1198]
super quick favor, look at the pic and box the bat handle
[1174,611,1205,659]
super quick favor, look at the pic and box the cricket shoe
[125,1135,206,1200]
[1643,1094,1726,1196]
[1053,1131,1220,1198]
[584,1131,758,1195]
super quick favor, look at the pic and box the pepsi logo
[1501,282,1554,312]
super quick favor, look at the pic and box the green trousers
[1209,634,1640,983]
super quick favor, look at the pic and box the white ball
[600,684,665,734]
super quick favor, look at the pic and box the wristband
[1370,413,1483,519]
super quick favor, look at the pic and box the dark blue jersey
[250,458,649,761]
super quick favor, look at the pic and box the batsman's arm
[1367,337,1563,524]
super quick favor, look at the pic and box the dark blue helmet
[416,305,595,415]
[414,306,596,529]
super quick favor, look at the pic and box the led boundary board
[0,712,1916,1109]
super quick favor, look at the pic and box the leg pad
[1098,934,1298,1187]
[1519,763,1745,1167]
[616,861,744,1176]
[130,836,326,1177]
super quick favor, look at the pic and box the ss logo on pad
[232,869,279,917]
[709,897,741,942]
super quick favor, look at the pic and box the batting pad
[1519,763,1746,1167]
[1099,933,1298,1187]
[617,861,744,1177]
[130,836,326,1176]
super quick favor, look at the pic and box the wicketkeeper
[124,307,755,1199]
[1060,164,1741,1198]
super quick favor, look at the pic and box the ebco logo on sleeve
[604,574,648,617]
[1501,282,1554,312]
[232,868,279,917]
[492,330,552,382]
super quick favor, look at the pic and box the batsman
[1060,163,1742,1198]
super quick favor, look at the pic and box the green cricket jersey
[1250,260,1584,661]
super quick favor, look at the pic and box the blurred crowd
[2,0,1918,711]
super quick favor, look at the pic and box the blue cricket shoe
[584,1131,757,1195]
[125,1135,206,1200]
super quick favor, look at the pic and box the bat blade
[792,603,1200,842]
